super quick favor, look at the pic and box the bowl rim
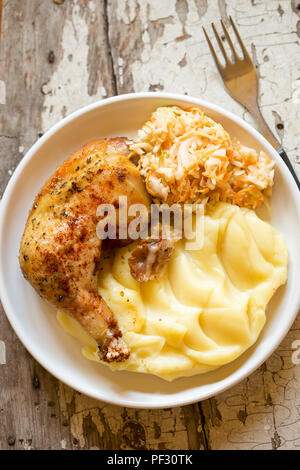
[1,91,300,409]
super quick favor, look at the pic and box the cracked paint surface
[41,0,107,132]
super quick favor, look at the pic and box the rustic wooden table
[0,0,299,451]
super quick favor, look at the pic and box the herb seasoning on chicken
[19,138,150,362]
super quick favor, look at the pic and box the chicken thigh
[19,138,150,362]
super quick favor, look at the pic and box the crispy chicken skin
[19,138,150,362]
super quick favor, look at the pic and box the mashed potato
[58,203,287,381]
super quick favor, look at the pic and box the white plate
[0,92,300,408]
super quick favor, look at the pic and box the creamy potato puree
[58,203,288,381]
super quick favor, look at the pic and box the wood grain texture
[0,0,299,450]
[0,1,2,41]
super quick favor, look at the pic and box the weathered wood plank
[56,385,204,450]
[0,1,2,40]
[201,319,300,449]
[0,309,74,450]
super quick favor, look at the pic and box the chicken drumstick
[19,138,150,362]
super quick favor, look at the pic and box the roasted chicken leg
[19,138,150,362]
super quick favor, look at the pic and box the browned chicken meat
[19,138,150,362]
[128,238,175,282]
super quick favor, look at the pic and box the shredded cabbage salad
[130,106,275,209]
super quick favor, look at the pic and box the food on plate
[19,138,151,362]
[58,202,287,381]
[19,104,288,382]
[130,106,275,208]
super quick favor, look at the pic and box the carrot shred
[130,106,275,209]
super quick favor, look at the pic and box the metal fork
[203,17,300,190]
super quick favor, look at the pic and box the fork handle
[249,103,280,149]
[249,103,300,190]
[277,148,300,190]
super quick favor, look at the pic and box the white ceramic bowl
[1,92,299,408]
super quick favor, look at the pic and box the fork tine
[202,26,224,74]
[211,22,229,64]
[220,20,238,61]
[229,16,251,61]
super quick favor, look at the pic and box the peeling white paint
[116,0,138,25]
[41,2,106,132]
[22,441,33,450]
[292,340,300,365]
[292,79,300,105]
[147,0,176,21]
[60,439,67,449]
[100,86,107,97]
[0,340,6,364]
[88,0,95,13]
[88,0,96,22]
[140,30,151,64]
[118,57,124,86]
[0,80,6,104]
[19,145,24,153]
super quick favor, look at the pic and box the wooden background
[0,0,300,450]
